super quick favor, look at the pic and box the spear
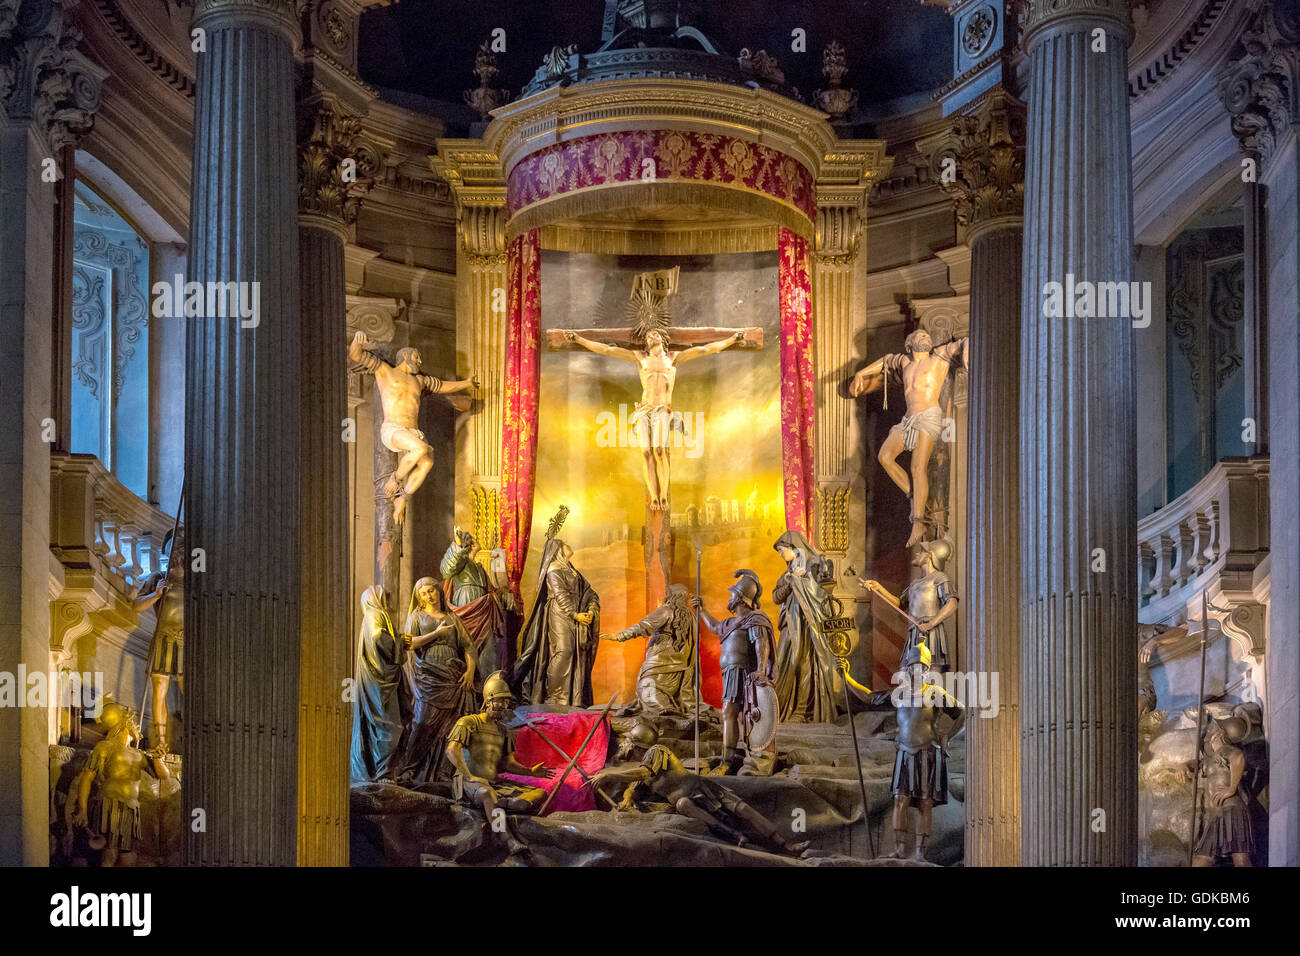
[1188,588,1210,867]
[517,715,615,808]
[694,544,703,772]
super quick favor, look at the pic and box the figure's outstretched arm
[563,331,638,363]
[674,330,747,364]
[849,354,899,397]
[935,336,969,368]
[349,330,384,374]
[835,658,874,702]
[859,578,901,608]
[424,374,478,395]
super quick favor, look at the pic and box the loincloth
[889,405,944,451]
[380,421,426,453]
[629,403,682,448]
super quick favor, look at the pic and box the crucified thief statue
[849,329,968,547]
[350,330,478,525]
[561,326,746,511]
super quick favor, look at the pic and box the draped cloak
[511,540,601,707]
[350,586,407,782]
[771,530,841,722]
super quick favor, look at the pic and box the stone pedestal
[1018,1,1138,866]
[183,0,302,866]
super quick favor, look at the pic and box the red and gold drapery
[501,230,541,602]
[779,228,815,536]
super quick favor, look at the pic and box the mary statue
[511,539,601,707]
[771,530,841,723]
[350,585,408,782]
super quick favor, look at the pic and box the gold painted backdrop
[520,250,788,705]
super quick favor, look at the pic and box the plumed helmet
[482,670,512,703]
[922,537,952,571]
[901,641,932,669]
[728,568,762,606]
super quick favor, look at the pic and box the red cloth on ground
[501,711,610,814]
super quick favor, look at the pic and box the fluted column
[295,93,380,865]
[432,142,508,554]
[1219,0,1299,866]
[920,89,1026,865]
[184,0,302,866]
[0,0,103,866]
[1019,1,1137,866]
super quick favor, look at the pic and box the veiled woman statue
[771,530,841,722]
[397,577,478,784]
[350,586,407,782]
[511,539,601,707]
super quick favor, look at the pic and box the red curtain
[779,227,815,536]
[501,230,541,603]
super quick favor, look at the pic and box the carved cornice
[0,1,108,151]
[1129,0,1229,100]
[91,0,195,100]
[1217,0,1300,164]
[297,94,385,223]
[916,89,1026,227]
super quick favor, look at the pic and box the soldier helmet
[920,537,952,572]
[901,641,932,670]
[1214,715,1248,744]
[482,670,512,704]
[98,701,140,737]
[728,568,762,606]
[626,719,659,750]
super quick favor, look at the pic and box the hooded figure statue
[511,539,601,706]
[350,585,408,782]
[771,529,841,722]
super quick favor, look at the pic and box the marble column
[295,94,380,866]
[920,89,1026,866]
[1018,1,1137,866]
[0,0,102,866]
[1219,0,1299,866]
[183,0,302,866]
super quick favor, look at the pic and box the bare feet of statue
[382,474,400,501]
[786,840,811,856]
[393,492,409,526]
[906,514,926,548]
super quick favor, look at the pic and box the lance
[139,479,185,734]
[1188,588,1210,866]
[538,692,618,815]
[694,543,703,772]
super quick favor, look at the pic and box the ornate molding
[345,294,401,399]
[813,202,861,261]
[0,1,107,151]
[297,94,385,223]
[1021,0,1132,37]
[193,0,300,41]
[917,89,1026,228]
[815,484,850,554]
[91,0,195,100]
[1129,0,1229,101]
[1217,0,1300,163]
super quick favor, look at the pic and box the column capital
[431,139,508,259]
[917,89,1026,231]
[1218,0,1300,165]
[0,1,108,152]
[296,93,386,226]
[193,0,301,43]
[812,199,862,264]
[1019,0,1132,40]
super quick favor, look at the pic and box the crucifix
[549,267,764,513]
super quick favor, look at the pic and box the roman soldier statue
[861,537,958,672]
[691,569,777,776]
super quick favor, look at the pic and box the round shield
[745,680,780,751]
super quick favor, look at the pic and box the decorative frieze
[917,90,1026,229]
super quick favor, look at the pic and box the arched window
[70,180,151,499]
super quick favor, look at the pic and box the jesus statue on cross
[551,267,762,512]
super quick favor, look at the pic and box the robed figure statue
[350,585,409,782]
[771,530,841,722]
[511,539,601,707]
[397,577,478,785]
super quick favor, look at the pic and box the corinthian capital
[0,2,107,151]
[297,95,385,225]
[1218,0,1300,165]
[1019,0,1131,37]
[917,89,1026,229]
[193,0,300,42]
